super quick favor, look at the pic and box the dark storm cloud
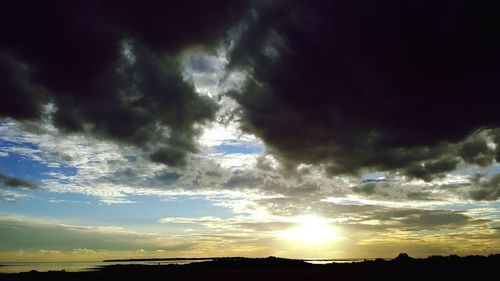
[459,137,495,167]
[0,173,38,189]
[404,158,459,182]
[469,174,500,201]
[229,0,500,179]
[0,0,248,166]
[490,130,500,162]
[0,54,46,119]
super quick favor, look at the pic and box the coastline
[1,254,498,280]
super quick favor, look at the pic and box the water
[0,260,212,273]
[0,258,370,273]
[304,259,366,265]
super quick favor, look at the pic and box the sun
[279,216,339,244]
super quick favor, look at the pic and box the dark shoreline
[1,254,499,281]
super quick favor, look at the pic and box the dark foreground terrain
[1,254,499,281]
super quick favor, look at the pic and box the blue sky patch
[215,143,263,154]
[0,140,77,186]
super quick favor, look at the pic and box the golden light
[278,215,339,244]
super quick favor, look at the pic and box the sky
[1,0,500,262]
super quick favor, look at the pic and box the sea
[0,259,366,273]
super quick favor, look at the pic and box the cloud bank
[229,1,500,179]
[0,0,248,167]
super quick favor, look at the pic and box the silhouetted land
[1,254,499,281]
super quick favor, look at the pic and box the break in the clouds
[229,1,500,179]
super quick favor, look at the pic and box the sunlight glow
[278,216,339,244]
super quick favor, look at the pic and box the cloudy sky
[1,0,500,262]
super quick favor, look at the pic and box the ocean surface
[0,259,366,273]
[0,260,211,273]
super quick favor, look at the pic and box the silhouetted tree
[395,253,412,262]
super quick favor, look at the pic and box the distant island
[2,254,499,281]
